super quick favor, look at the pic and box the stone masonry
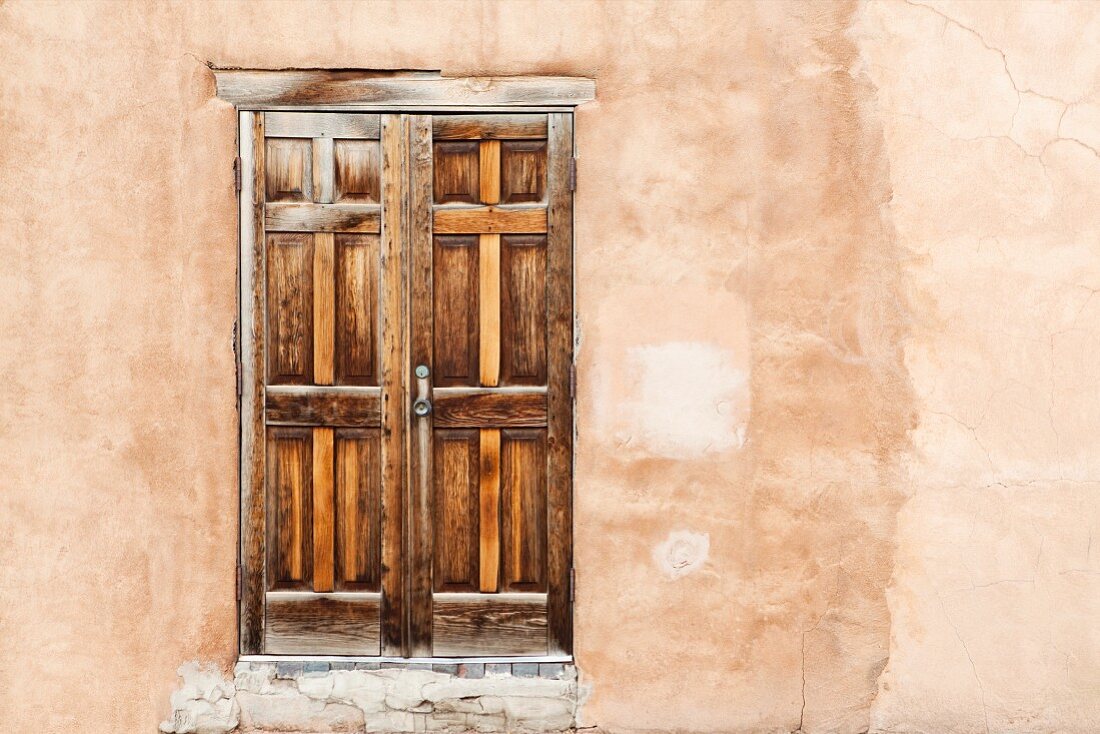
[161,661,581,734]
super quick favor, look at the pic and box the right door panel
[409,113,574,657]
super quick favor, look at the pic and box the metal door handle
[413,364,432,417]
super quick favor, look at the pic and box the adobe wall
[2,2,1099,732]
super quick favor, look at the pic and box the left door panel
[240,111,402,655]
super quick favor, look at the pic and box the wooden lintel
[214,70,596,108]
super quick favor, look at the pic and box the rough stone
[160,662,239,734]
[164,664,576,734]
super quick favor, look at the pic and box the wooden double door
[238,111,573,658]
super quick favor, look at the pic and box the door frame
[221,70,595,659]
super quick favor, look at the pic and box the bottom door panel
[432,593,548,656]
[265,592,381,655]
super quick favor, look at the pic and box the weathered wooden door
[239,112,573,657]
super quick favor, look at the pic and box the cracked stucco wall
[1,1,1098,733]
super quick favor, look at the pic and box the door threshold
[239,654,573,664]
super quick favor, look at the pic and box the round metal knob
[413,399,432,417]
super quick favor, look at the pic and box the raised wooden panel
[501,430,547,592]
[500,235,547,386]
[266,428,313,590]
[500,141,547,205]
[432,389,547,428]
[265,112,381,139]
[432,236,479,386]
[433,115,548,140]
[266,202,381,233]
[432,594,548,656]
[266,233,313,385]
[433,141,480,205]
[335,429,382,591]
[335,234,379,385]
[433,430,480,592]
[265,138,313,202]
[266,592,380,655]
[335,140,382,204]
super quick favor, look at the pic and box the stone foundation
[161,661,581,734]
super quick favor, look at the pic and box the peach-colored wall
[2,1,1098,732]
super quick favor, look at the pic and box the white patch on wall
[623,342,749,458]
[653,530,710,579]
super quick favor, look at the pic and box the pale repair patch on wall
[653,530,710,579]
[614,342,749,458]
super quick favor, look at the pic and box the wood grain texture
[266,232,313,384]
[312,427,335,592]
[501,141,547,205]
[335,429,381,591]
[265,138,312,202]
[313,232,335,385]
[432,594,548,657]
[266,202,380,233]
[266,427,313,590]
[479,140,501,205]
[432,389,547,428]
[479,234,501,387]
[432,236,479,386]
[433,114,547,140]
[501,430,547,592]
[265,592,381,655]
[433,430,480,593]
[378,113,408,655]
[334,140,381,204]
[312,136,335,204]
[214,71,596,107]
[335,234,379,385]
[432,206,547,234]
[265,112,381,139]
[266,386,381,426]
[479,429,501,593]
[407,114,435,657]
[545,113,574,655]
[501,235,547,386]
[433,142,480,205]
[240,111,266,654]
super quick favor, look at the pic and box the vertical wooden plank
[312,427,335,592]
[240,110,266,653]
[479,428,501,592]
[545,113,574,655]
[379,113,408,656]
[313,232,335,385]
[408,114,435,656]
[479,140,501,205]
[313,136,335,204]
[477,137,503,598]
[478,234,501,387]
